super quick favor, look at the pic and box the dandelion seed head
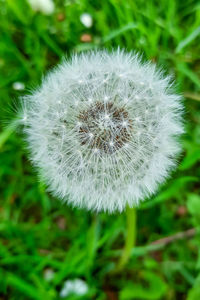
[21,49,183,213]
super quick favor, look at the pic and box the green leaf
[180,149,200,170]
[140,176,198,209]
[187,273,200,300]
[177,63,200,88]
[187,194,200,217]
[120,271,167,300]
[102,22,137,43]
[7,0,30,25]
[176,27,200,53]
[6,273,41,300]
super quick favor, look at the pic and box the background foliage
[0,0,200,299]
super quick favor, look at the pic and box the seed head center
[77,101,132,154]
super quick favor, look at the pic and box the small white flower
[60,279,88,298]
[12,82,25,91]
[80,13,93,28]
[27,0,54,15]
[43,268,55,281]
[21,49,183,213]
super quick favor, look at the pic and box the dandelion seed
[88,132,94,138]
[104,114,110,120]
[76,121,82,127]
[122,121,128,127]
[20,49,183,213]
[23,114,27,123]
[93,148,99,154]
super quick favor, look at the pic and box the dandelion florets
[21,49,183,213]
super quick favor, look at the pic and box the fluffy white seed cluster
[21,50,183,213]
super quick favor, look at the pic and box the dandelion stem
[116,206,137,271]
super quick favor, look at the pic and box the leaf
[187,194,200,217]
[7,0,29,25]
[52,246,86,286]
[180,149,200,170]
[176,27,200,53]
[140,176,198,209]
[86,216,99,269]
[102,22,137,43]
[120,271,167,300]
[6,273,41,300]
[177,63,200,88]
[187,273,200,300]
[38,33,63,57]
[75,43,97,53]
[184,92,200,102]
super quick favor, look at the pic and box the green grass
[0,0,200,299]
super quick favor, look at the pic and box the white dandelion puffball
[21,50,183,213]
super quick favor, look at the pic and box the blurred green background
[0,0,200,299]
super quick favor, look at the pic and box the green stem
[116,206,137,271]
